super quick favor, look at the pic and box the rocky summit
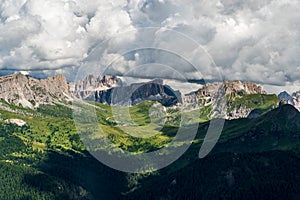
[94,79,182,107]
[183,80,275,119]
[71,75,122,100]
[278,91,295,105]
[293,91,300,111]
[197,80,266,97]
[0,73,72,108]
[184,80,267,103]
[278,91,300,111]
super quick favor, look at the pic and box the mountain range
[0,73,300,199]
[0,73,299,119]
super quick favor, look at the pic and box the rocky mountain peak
[223,80,266,95]
[0,73,71,108]
[94,79,181,107]
[0,73,288,121]
[278,91,294,105]
[72,75,122,99]
[194,80,266,98]
[277,90,300,111]
[292,91,300,111]
[182,80,276,120]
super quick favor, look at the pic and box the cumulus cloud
[0,0,299,90]
[0,0,135,71]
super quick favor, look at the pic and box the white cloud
[0,0,135,72]
[0,0,299,91]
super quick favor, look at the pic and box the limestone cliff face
[72,76,182,107]
[293,91,300,111]
[195,80,266,98]
[183,80,273,119]
[94,79,181,107]
[0,73,282,121]
[279,91,300,111]
[72,75,122,100]
[0,73,71,108]
[223,80,266,95]
[278,91,294,106]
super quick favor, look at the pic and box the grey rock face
[94,79,182,107]
[278,91,294,105]
[72,75,122,99]
[292,91,300,111]
[278,91,300,111]
[183,80,269,119]
[0,73,72,108]
[0,73,285,121]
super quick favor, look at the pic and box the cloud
[0,0,299,90]
[0,0,135,72]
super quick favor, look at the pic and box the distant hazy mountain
[278,91,294,105]
[292,91,300,111]
[71,76,181,106]
[71,75,122,100]
[278,90,300,111]
[94,79,181,107]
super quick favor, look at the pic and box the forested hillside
[0,101,299,199]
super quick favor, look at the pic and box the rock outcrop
[278,91,294,105]
[278,90,300,111]
[0,73,72,108]
[94,79,182,107]
[183,80,273,119]
[0,73,284,121]
[196,80,266,97]
[4,119,26,126]
[71,75,122,100]
[292,91,300,111]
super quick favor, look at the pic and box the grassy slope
[124,105,300,199]
[0,101,179,199]
[227,93,279,113]
[0,102,126,199]
[0,99,299,199]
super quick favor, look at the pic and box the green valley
[0,97,299,199]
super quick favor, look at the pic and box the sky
[0,0,299,94]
